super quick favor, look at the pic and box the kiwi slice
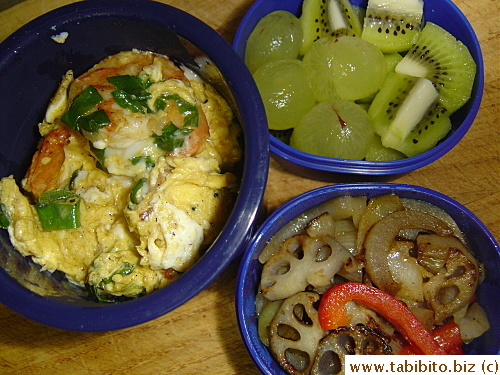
[326,0,363,38]
[300,0,330,55]
[395,22,476,114]
[361,0,424,53]
[394,102,452,157]
[369,72,451,157]
[300,0,362,55]
[365,135,406,161]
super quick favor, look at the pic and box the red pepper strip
[432,321,464,354]
[401,321,464,355]
[318,282,447,355]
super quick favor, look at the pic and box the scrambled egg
[0,50,241,299]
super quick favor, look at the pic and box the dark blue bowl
[0,0,269,331]
[236,183,499,374]
[233,0,484,179]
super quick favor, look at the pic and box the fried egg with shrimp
[0,50,242,300]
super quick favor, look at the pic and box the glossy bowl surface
[0,0,269,331]
[236,183,499,374]
[233,0,484,179]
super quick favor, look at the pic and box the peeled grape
[303,36,386,102]
[244,11,303,74]
[290,100,374,159]
[253,59,316,131]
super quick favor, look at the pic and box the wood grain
[0,0,498,374]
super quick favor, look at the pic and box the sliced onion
[408,306,435,332]
[364,210,453,295]
[356,194,405,254]
[306,212,336,238]
[323,196,367,228]
[459,303,491,343]
[388,241,424,303]
[331,219,357,255]
[400,198,466,243]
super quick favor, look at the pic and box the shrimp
[22,126,71,200]
[65,50,212,171]
[175,103,210,157]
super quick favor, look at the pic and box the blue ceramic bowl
[233,0,484,180]
[0,0,269,331]
[236,183,499,373]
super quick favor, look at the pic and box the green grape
[253,59,316,131]
[303,36,387,102]
[245,11,303,74]
[290,100,374,160]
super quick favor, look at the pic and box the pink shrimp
[176,104,210,157]
[23,126,72,200]
[66,51,210,158]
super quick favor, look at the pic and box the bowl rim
[0,0,269,331]
[236,182,500,373]
[232,0,485,176]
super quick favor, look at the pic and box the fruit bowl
[0,0,269,331]
[236,183,499,374]
[233,0,484,180]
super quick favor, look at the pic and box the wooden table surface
[0,0,498,374]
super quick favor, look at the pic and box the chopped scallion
[61,85,103,131]
[35,189,81,231]
[0,203,10,229]
[152,122,194,153]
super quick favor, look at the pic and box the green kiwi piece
[369,72,419,136]
[395,22,476,114]
[300,0,330,55]
[369,72,452,157]
[361,0,424,53]
[393,102,452,157]
[365,134,406,161]
[326,0,363,38]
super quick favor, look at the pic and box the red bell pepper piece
[318,282,447,355]
[432,321,463,354]
[401,321,464,355]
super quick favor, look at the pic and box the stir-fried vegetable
[318,282,447,355]
[256,194,489,375]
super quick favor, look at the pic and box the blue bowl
[236,183,499,373]
[0,0,269,331]
[233,0,484,180]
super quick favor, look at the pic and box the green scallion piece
[152,122,194,153]
[129,178,148,205]
[77,110,111,133]
[35,189,81,231]
[0,203,10,229]
[108,75,152,113]
[154,93,199,129]
[130,155,155,169]
[61,85,103,131]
